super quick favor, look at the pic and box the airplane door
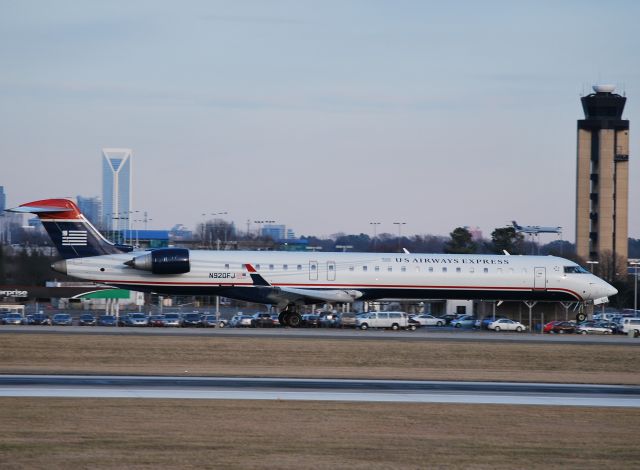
[534,267,546,290]
[327,261,336,281]
[309,261,318,281]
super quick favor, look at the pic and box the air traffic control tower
[576,85,629,271]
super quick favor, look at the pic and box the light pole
[631,261,640,313]
[393,222,406,252]
[254,220,275,237]
[369,222,381,250]
[586,260,599,273]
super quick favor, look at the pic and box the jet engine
[124,248,190,274]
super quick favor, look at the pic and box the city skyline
[1,2,638,239]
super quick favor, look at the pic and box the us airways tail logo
[61,230,88,246]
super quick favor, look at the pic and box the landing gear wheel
[288,313,302,328]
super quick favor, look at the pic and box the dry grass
[0,399,638,469]
[0,334,639,384]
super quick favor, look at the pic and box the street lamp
[254,220,275,237]
[630,261,640,313]
[369,222,381,251]
[586,260,599,273]
[393,222,406,251]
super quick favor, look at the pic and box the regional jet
[512,221,562,235]
[8,199,616,327]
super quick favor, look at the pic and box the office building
[576,85,629,273]
[101,148,132,232]
[77,196,102,227]
[0,186,5,212]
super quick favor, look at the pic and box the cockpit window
[564,266,589,274]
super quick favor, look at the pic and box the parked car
[125,313,149,327]
[356,311,416,331]
[301,314,320,328]
[545,321,576,334]
[414,314,445,327]
[270,314,281,327]
[475,316,508,329]
[51,313,73,326]
[336,312,357,328]
[182,313,203,327]
[2,312,25,325]
[619,318,640,336]
[597,321,621,334]
[318,312,340,328]
[450,315,477,328]
[251,313,275,328]
[29,313,51,325]
[78,313,96,326]
[98,315,117,326]
[163,313,183,327]
[148,314,166,327]
[229,314,253,327]
[487,318,527,332]
[118,313,131,327]
[202,315,227,328]
[576,321,613,335]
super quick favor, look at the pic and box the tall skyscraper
[576,85,629,273]
[102,148,132,232]
[0,186,5,212]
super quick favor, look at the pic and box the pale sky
[1,0,638,240]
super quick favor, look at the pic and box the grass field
[1,333,639,384]
[1,399,639,469]
[1,333,639,468]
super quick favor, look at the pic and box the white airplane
[512,221,562,235]
[8,199,616,327]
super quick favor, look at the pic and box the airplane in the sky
[512,221,562,235]
[8,199,616,327]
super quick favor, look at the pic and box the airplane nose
[606,284,618,297]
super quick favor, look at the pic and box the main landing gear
[279,306,302,328]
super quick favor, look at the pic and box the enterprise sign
[0,289,28,298]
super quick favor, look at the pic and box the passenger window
[363,266,368,272]
[256,264,261,270]
[269,264,274,270]
[442,267,447,273]
[456,267,461,273]
[401,266,406,272]
[374,266,380,272]
[484,268,489,273]
[349,266,354,271]
[428,267,434,273]
[297,265,302,270]
[283,264,288,270]
[469,267,475,273]
[224,263,229,270]
[387,266,392,272]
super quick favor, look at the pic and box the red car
[544,321,576,334]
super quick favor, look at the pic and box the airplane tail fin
[6,198,133,259]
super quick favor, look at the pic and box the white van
[356,311,416,331]
[620,318,640,335]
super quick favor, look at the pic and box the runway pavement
[1,375,639,407]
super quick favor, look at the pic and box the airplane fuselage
[58,250,615,304]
